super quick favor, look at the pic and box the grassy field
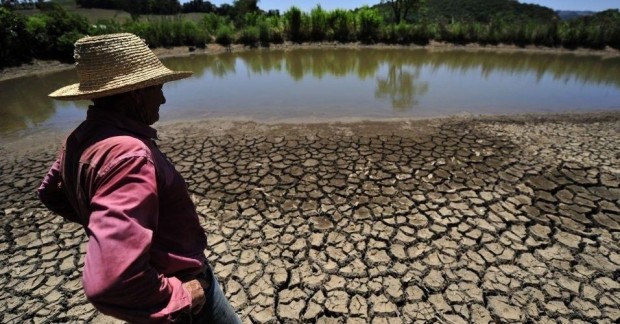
[17,2,206,23]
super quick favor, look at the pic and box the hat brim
[49,69,192,101]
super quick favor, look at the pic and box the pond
[2,48,620,137]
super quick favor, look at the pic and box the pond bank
[2,41,619,82]
[1,112,619,322]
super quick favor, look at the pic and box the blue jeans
[179,265,241,324]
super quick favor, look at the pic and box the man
[38,33,240,323]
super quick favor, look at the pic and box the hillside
[557,10,595,20]
[374,0,558,23]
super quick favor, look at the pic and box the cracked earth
[1,113,619,323]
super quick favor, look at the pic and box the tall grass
[109,17,208,48]
[310,5,327,42]
[357,7,383,44]
[327,9,354,42]
[284,6,306,43]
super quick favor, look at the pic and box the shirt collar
[86,106,158,140]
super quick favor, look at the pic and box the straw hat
[49,33,192,100]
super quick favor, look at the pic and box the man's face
[135,84,166,125]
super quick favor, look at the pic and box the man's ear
[129,89,142,104]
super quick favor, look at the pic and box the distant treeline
[1,0,620,69]
[419,0,557,23]
[75,0,252,16]
[76,0,181,15]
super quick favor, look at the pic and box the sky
[192,1,620,13]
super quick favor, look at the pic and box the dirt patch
[0,60,74,82]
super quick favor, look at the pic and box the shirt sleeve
[37,158,80,223]
[82,153,191,323]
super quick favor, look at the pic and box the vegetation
[420,0,557,24]
[380,0,423,24]
[1,7,29,66]
[76,0,182,16]
[1,0,620,68]
[1,3,88,66]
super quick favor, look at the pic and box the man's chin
[149,115,159,126]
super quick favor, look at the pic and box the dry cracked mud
[1,113,619,323]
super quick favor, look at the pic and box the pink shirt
[38,108,207,323]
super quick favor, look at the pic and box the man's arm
[82,153,197,323]
[38,158,80,223]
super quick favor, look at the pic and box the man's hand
[182,279,208,314]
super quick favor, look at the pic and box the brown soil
[1,112,619,322]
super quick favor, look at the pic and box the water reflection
[0,70,89,133]
[376,65,429,110]
[164,48,620,88]
[164,48,620,107]
[2,48,619,136]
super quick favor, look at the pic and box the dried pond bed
[1,113,619,323]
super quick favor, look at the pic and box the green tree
[215,25,233,46]
[381,0,423,24]
[357,7,382,44]
[200,12,228,34]
[284,6,303,43]
[182,0,215,13]
[124,0,149,20]
[327,9,354,42]
[237,26,259,47]
[0,7,31,66]
[232,0,259,27]
[310,5,327,41]
[35,4,89,61]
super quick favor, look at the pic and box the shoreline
[2,41,619,82]
[3,110,618,157]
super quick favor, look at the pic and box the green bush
[257,20,270,46]
[395,23,413,44]
[528,23,557,47]
[215,25,233,46]
[124,20,151,42]
[57,30,85,59]
[237,26,259,47]
[0,8,31,67]
[328,9,354,42]
[310,5,327,42]
[357,7,382,44]
[608,25,620,50]
[558,22,580,49]
[266,16,284,44]
[26,15,52,54]
[411,24,431,45]
[383,23,430,45]
[284,6,302,42]
[124,18,209,49]
[200,12,227,35]
[584,25,605,49]
[181,20,208,48]
[89,19,123,35]
[23,5,89,62]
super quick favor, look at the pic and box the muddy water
[1,48,620,136]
